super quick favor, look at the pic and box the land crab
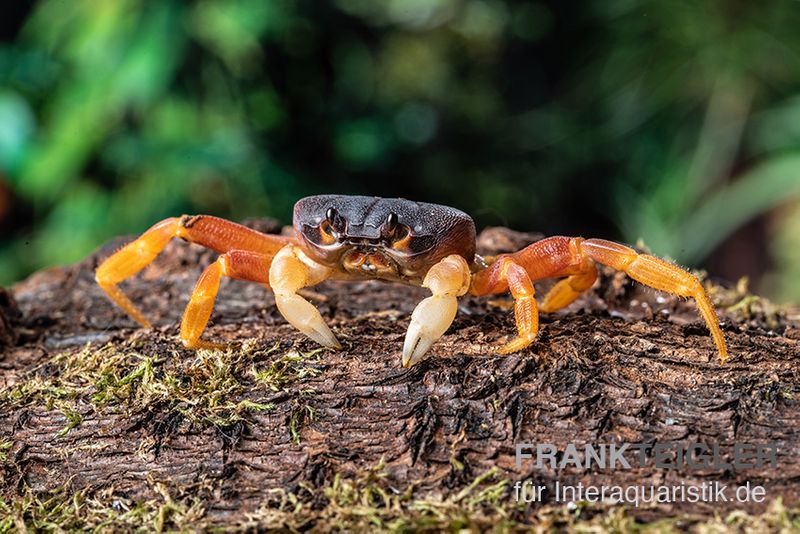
[96,195,728,367]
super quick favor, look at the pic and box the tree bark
[1,221,798,528]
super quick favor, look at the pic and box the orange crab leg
[471,256,539,354]
[471,236,728,361]
[181,250,273,349]
[539,258,597,313]
[580,238,727,362]
[95,215,296,327]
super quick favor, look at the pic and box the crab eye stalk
[309,206,344,245]
[325,207,346,235]
[382,212,399,239]
[383,212,410,245]
[382,212,412,250]
[387,212,398,230]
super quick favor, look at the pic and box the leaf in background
[15,1,185,202]
[0,91,36,175]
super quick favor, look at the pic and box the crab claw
[402,254,471,368]
[402,294,459,368]
[270,244,340,349]
[275,293,341,349]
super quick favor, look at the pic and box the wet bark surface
[1,220,799,526]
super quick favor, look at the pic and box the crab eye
[326,207,345,233]
[382,212,400,239]
[387,219,415,252]
[387,212,398,231]
[381,212,410,244]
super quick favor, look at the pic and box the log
[1,221,798,530]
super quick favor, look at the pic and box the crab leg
[539,258,597,313]
[95,215,295,327]
[269,245,340,349]
[402,255,471,367]
[471,236,728,361]
[181,250,273,349]
[580,238,727,361]
[469,257,540,354]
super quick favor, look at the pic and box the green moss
[289,401,317,445]
[0,440,11,463]
[250,345,325,392]
[55,404,82,438]
[245,469,800,533]
[0,340,329,436]
[2,465,799,532]
[0,483,205,533]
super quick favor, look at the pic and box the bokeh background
[1,0,799,301]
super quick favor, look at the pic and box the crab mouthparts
[342,249,396,275]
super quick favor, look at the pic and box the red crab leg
[96,215,296,327]
[181,250,273,349]
[471,236,728,362]
[470,256,539,354]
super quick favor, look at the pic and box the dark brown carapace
[96,195,728,368]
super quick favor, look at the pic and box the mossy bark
[1,221,799,529]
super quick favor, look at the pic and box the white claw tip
[402,294,458,368]
[402,334,434,368]
[275,293,340,350]
[308,326,340,350]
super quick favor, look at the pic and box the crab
[95,194,728,367]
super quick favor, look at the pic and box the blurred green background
[1,0,800,301]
